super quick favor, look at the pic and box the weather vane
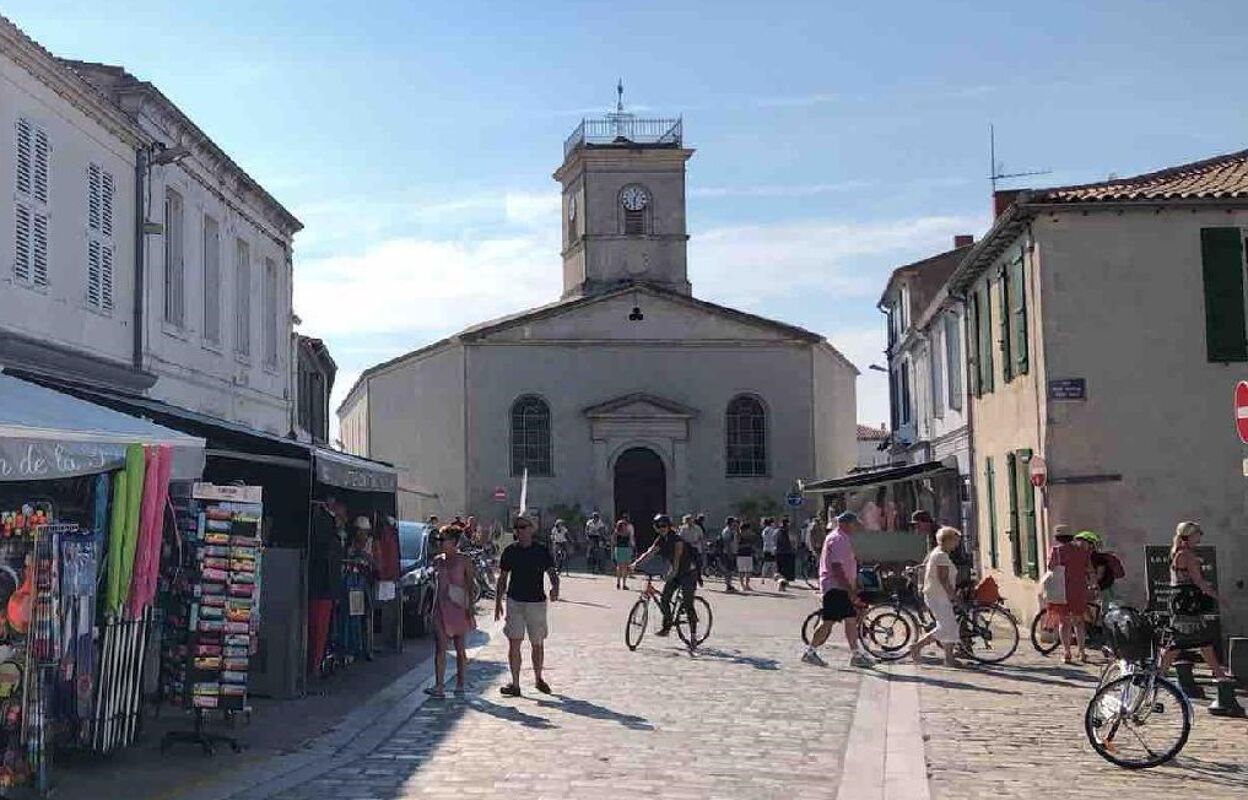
[616,78,624,113]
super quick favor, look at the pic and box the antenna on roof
[989,124,1050,192]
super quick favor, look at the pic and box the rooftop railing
[564,115,682,157]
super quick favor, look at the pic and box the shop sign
[192,482,263,503]
[1047,378,1086,400]
[0,440,114,482]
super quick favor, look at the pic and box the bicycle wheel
[625,599,649,651]
[859,605,916,661]
[1029,610,1061,656]
[962,604,1020,664]
[675,596,713,649]
[1085,674,1191,769]
[801,609,822,645]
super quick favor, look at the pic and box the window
[263,257,278,368]
[86,164,115,311]
[234,238,251,356]
[898,284,911,332]
[930,334,944,418]
[163,189,185,326]
[203,216,221,344]
[14,118,50,287]
[984,457,998,570]
[510,396,552,476]
[1200,227,1247,362]
[945,314,962,410]
[726,395,768,476]
[1008,254,1029,376]
[969,282,994,396]
[898,362,912,425]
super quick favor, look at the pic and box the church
[337,106,858,528]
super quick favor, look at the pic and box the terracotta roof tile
[856,424,889,441]
[1036,148,1248,203]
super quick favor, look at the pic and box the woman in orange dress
[1046,527,1091,664]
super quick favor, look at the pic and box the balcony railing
[564,115,682,157]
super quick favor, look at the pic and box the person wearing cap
[1044,525,1092,664]
[495,515,559,697]
[633,514,701,639]
[1076,530,1122,608]
[803,512,870,667]
[909,510,936,548]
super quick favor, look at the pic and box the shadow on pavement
[534,693,654,731]
[885,669,1023,695]
[555,599,611,609]
[692,646,780,671]
[1169,757,1246,789]
[974,662,1100,688]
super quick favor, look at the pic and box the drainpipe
[950,289,978,571]
[132,147,147,371]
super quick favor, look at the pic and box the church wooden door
[613,447,666,553]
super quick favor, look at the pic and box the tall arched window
[511,395,552,476]
[725,395,768,477]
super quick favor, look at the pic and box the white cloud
[690,214,984,307]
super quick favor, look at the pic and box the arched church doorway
[613,447,666,553]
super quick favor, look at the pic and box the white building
[340,111,858,527]
[856,423,891,468]
[0,17,149,390]
[64,62,303,436]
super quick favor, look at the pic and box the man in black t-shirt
[632,514,699,638]
[495,515,559,697]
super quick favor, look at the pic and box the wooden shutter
[263,258,278,367]
[15,119,32,195]
[100,244,113,310]
[1017,448,1038,579]
[88,164,102,231]
[967,295,980,397]
[977,284,995,393]
[14,205,31,282]
[1009,254,1028,375]
[33,128,49,205]
[1200,227,1248,362]
[203,216,220,343]
[235,238,251,355]
[32,212,47,286]
[946,314,963,410]
[931,335,944,417]
[101,170,114,237]
[88,239,102,307]
[1005,452,1022,576]
[985,456,998,569]
[998,269,1013,382]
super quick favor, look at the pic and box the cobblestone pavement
[919,646,1248,798]
[249,576,860,800]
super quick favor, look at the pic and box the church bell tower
[554,84,693,298]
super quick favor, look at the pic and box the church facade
[338,113,857,527]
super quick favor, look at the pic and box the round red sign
[1236,381,1248,444]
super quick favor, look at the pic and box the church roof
[337,282,853,415]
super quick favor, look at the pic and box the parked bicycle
[1085,608,1191,769]
[625,573,713,652]
[1029,599,1106,656]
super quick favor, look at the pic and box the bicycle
[552,542,569,575]
[625,573,713,651]
[1029,599,1106,656]
[1085,608,1191,769]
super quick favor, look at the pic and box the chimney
[993,189,1023,219]
[953,234,974,249]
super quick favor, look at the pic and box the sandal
[499,683,521,697]
[423,686,445,699]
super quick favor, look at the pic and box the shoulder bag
[1040,547,1067,604]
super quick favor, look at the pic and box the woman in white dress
[910,526,962,667]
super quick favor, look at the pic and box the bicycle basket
[1102,606,1154,662]
[973,576,1001,605]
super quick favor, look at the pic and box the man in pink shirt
[803,511,869,667]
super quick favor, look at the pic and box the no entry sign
[1237,381,1248,444]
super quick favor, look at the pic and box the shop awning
[803,460,955,494]
[0,374,205,481]
[314,447,397,493]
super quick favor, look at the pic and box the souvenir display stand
[160,483,262,755]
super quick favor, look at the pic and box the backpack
[1104,552,1125,579]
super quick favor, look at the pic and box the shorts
[503,599,549,642]
[821,588,856,622]
[614,546,634,564]
[736,556,754,575]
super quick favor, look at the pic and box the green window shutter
[1201,228,1248,362]
[1005,452,1022,576]
[977,284,995,393]
[998,270,1013,382]
[1016,448,1038,579]
[1009,255,1028,375]
[985,457,998,569]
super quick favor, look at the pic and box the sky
[11,1,1248,438]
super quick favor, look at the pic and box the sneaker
[801,649,827,667]
[499,684,521,697]
[849,652,873,668]
[535,679,552,695]
[655,626,671,638]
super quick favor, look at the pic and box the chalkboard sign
[1144,545,1220,648]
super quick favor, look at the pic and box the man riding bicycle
[584,511,607,570]
[632,514,699,637]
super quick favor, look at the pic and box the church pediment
[583,392,698,420]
